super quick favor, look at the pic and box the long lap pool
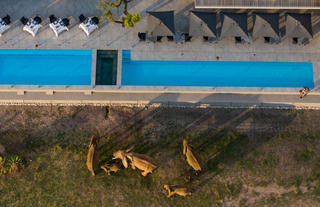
[122,50,314,88]
[0,50,92,85]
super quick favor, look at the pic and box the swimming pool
[0,50,92,85]
[122,50,314,88]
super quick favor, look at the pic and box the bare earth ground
[1,105,320,206]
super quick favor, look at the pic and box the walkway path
[0,91,319,108]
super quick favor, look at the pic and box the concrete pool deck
[1,0,320,106]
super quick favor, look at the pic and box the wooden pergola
[195,0,320,9]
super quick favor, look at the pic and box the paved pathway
[0,91,319,108]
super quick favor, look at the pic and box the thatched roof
[253,13,280,39]
[147,11,175,36]
[189,11,217,38]
[220,12,248,39]
[285,13,313,39]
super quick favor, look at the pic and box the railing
[195,0,320,9]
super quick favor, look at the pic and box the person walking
[299,87,310,99]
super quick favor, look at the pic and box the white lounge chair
[49,18,69,37]
[23,18,42,37]
[79,17,98,36]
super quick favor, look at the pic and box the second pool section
[121,50,314,88]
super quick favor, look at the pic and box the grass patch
[1,106,320,206]
[238,158,256,173]
[290,176,303,189]
[239,198,248,207]
[296,150,313,162]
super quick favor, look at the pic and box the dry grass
[0,105,320,206]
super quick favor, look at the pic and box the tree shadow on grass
[127,93,300,193]
[0,94,301,195]
[0,106,104,163]
[187,108,297,192]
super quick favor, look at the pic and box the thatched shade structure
[220,12,248,39]
[253,13,280,39]
[147,11,175,37]
[189,11,217,38]
[285,13,313,39]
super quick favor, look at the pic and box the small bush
[0,155,25,175]
[239,198,248,207]
[124,14,141,28]
[98,0,141,28]
[296,150,313,162]
[291,176,302,188]
[228,182,243,198]
[262,154,278,167]
[238,159,254,170]
[313,181,320,196]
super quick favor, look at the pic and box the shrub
[297,150,313,162]
[98,0,141,28]
[0,155,24,175]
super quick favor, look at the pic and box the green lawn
[0,106,320,206]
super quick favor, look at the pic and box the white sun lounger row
[0,14,99,38]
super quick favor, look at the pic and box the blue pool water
[0,50,92,85]
[122,50,314,88]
